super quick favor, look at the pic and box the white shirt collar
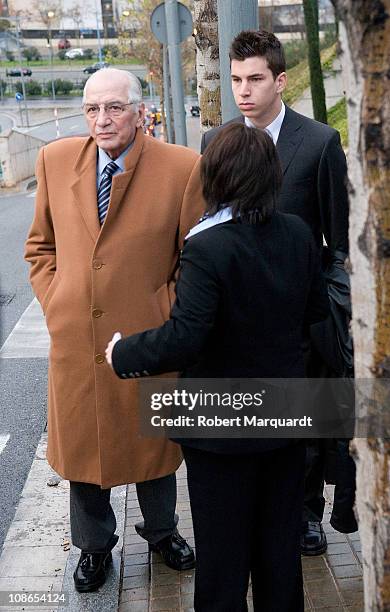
[186,208,234,240]
[244,101,285,145]
[97,142,133,179]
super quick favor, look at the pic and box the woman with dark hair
[106,124,329,611]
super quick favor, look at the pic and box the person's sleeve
[318,130,349,255]
[112,238,219,378]
[24,147,57,312]
[305,237,331,326]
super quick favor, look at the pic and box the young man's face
[231,56,286,128]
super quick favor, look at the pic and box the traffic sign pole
[163,45,174,143]
[150,2,193,147]
[164,0,187,146]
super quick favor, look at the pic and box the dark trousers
[303,439,327,523]
[183,443,305,612]
[70,473,178,553]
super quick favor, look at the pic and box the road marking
[0,435,10,456]
[0,298,49,359]
[69,125,78,130]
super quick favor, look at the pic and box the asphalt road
[0,63,148,84]
[0,191,47,553]
[23,113,201,149]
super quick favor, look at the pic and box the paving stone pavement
[119,464,364,612]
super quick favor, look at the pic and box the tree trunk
[331,1,390,610]
[193,0,221,132]
[302,0,328,123]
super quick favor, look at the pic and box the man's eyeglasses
[83,102,138,118]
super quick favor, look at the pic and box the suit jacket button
[93,260,103,270]
[92,308,103,318]
[95,354,105,364]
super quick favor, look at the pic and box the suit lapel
[70,138,100,243]
[276,106,304,175]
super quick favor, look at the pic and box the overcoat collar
[71,127,145,243]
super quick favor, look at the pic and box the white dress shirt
[97,142,133,187]
[245,101,286,145]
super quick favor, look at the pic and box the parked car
[83,62,110,74]
[6,67,32,77]
[190,104,200,117]
[65,48,85,59]
[58,38,71,50]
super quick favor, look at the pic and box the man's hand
[105,332,122,368]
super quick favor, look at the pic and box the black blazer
[112,212,330,453]
[201,106,349,255]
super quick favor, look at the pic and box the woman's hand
[105,332,122,368]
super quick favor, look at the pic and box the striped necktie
[97,161,119,225]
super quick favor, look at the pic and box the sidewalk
[0,302,363,610]
[0,436,363,612]
[120,465,364,612]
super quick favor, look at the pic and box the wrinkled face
[231,56,286,128]
[84,75,145,159]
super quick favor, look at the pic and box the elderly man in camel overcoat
[25,68,204,592]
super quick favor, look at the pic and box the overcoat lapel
[71,138,100,243]
[276,106,304,175]
[106,127,145,221]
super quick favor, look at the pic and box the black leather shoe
[301,521,327,556]
[150,530,195,571]
[73,551,112,592]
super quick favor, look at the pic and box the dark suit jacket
[201,105,349,256]
[112,212,330,453]
[202,106,351,376]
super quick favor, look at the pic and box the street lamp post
[47,11,56,102]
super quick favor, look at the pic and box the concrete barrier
[0,128,45,188]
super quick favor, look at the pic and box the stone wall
[0,129,44,187]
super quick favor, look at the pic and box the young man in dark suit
[201,29,350,556]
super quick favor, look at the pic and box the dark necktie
[97,161,119,225]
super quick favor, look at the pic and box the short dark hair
[229,30,286,78]
[201,123,283,224]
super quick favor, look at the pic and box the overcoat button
[93,260,103,270]
[95,354,105,364]
[92,308,103,318]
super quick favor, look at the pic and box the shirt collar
[186,207,234,240]
[244,101,286,145]
[97,141,133,177]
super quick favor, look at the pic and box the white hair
[82,68,143,109]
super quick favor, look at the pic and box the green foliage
[22,47,41,61]
[102,44,119,60]
[283,44,336,108]
[57,49,67,60]
[5,50,14,62]
[82,48,94,60]
[328,97,348,148]
[15,79,42,96]
[283,40,308,70]
[45,79,73,95]
[0,18,11,31]
[138,77,148,94]
[321,24,338,49]
[302,0,327,123]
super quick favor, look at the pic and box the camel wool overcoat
[25,127,205,488]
